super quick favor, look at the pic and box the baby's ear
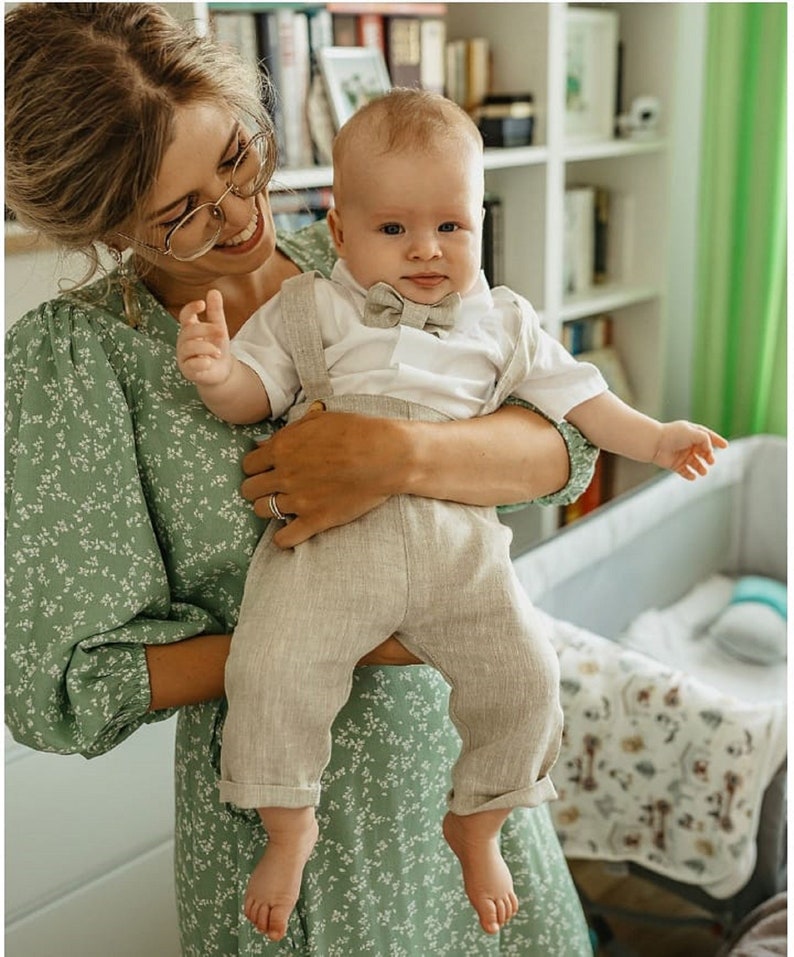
[326,207,345,254]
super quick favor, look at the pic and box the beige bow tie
[362,283,461,335]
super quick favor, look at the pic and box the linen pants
[220,270,563,815]
[219,397,563,816]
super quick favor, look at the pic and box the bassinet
[513,434,787,931]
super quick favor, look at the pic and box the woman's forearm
[145,633,423,711]
[145,633,231,712]
[241,403,572,548]
[396,404,569,506]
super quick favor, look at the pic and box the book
[257,12,286,164]
[386,16,422,88]
[332,13,358,46]
[465,37,491,112]
[563,186,595,295]
[561,453,612,525]
[327,3,446,15]
[576,346,634,405]
[593,187,610,284]
[482,194,504,288]
[358,12,386,53]
[562,314,612,355]
[211,10,259,68]
[419,18,447,95]
[273,9,315,169]
[445,39,468,107]
[271,187,333,232]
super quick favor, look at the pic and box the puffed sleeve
[5,301,222,758]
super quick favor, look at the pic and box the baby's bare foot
[245,808,319,941]
[443,810,519,935]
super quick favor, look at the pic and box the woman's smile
[215,201,264,254]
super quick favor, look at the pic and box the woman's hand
[241,405,404,548]
[241,402,572,549]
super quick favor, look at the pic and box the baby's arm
[566,391,728,480]
[177,289,271,424]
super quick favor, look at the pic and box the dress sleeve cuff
[499,397,599,510]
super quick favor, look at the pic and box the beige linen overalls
[220,272,563,816]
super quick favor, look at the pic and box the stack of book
[270,187,334,233]
[328,3,447,93]
[209,3,449,168]
[563,185,611,295]
[445,36,491,113]
[559,312,633,526]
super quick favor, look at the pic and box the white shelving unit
[6,1,707,546]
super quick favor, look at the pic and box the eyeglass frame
[115,130,273,262]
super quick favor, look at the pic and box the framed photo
[565,9,619,144]
[317,47,392,131]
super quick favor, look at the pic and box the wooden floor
[569,861,727,957]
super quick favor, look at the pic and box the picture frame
[317,46,392,131]
[564,9,619,144]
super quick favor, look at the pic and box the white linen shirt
[231,260,607,422]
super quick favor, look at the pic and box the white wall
[5,721,181,957]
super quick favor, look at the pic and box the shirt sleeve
[5,301,223,758]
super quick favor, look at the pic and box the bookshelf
[5,2,706,548]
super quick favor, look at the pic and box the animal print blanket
[544,612,787,897]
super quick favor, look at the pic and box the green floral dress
[5,222,595,956]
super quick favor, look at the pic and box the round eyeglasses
[117,131,274,262]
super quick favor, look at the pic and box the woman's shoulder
[276,217,338,278]
[5,274,150,360]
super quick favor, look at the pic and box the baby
[176,89,726,942]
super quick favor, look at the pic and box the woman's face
[123,101,277,284]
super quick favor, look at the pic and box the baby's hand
[176,289,232,386]
[653,421,728,480]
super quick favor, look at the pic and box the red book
[358,13,386,53]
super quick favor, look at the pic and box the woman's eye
[380,223,404,235]
[438,222,459,233]
[160,196,199,230]
[223,136,248,170]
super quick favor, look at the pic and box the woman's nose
[217,188,255,229]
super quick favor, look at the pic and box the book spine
[276,9,314,169]
[465,37,491,112]
[332,13,359,46]
[257,12,286,165]
[358,13,386,54]
[419,18,447,95]
[593,187,609,284]
[563,187,595,295]
[386,16,422,88]
[445,39,467,107]
[482,194,504,288]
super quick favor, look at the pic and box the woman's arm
[241,403,576,548]
[145,634,422,711]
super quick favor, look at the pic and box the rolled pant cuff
[218,780,321,809]
[447,775,558,815]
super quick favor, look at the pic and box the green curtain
[693,3,787,437]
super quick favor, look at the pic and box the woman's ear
[326,207,345,255]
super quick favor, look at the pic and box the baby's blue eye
[380,223,403,235]
[438,222,458,233]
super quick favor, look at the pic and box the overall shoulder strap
[278,271,333,403]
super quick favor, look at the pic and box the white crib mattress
[617,574,787,706]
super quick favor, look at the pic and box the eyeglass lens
[167,135,269,260]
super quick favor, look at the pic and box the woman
[5,5,596,955]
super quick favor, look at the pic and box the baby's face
[329,144,485,305]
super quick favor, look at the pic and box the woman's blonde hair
[4,2,275,281]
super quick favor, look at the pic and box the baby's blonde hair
[332,89,483,204]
